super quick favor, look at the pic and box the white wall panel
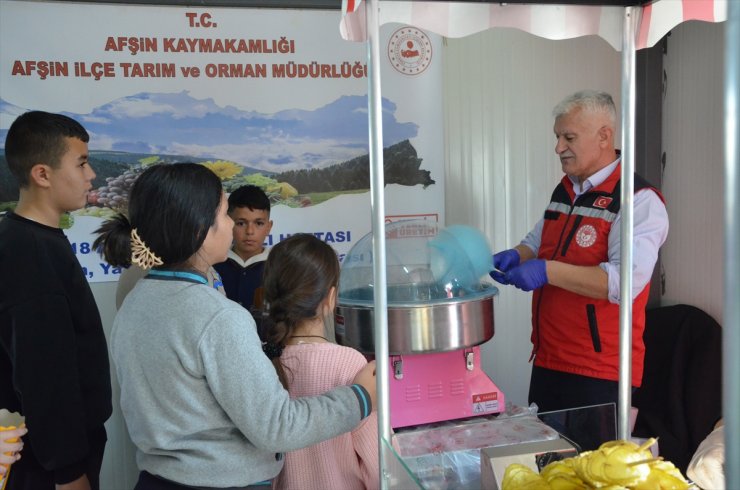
[443,28,621,406]
[660,20,725,325]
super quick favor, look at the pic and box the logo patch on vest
[575,224,598,248]
[594,196,613,209]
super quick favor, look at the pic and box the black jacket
[632,304,722,473]
[0,213,112,483]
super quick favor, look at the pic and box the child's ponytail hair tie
[262,341,284,360]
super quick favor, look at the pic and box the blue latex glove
[506,259,548,291]
[489,249,520,284]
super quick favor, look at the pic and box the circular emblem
[387,27,432,75]
[575,224,598,248]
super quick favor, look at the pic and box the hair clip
[130,228,164,269]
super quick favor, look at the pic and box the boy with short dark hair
[213,185,273,333]
[0,111,112,490]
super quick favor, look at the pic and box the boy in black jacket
[0,111,112,490]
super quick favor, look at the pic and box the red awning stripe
[636,0,725,49]
[342,0,362,16]
[339,0,727,50]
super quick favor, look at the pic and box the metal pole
[724,0,740,485]
[365,0,391,487]
[618,5,639,441]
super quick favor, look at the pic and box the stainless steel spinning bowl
[335,285,496,355]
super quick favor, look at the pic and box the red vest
[532,164,663,387]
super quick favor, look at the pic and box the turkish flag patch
[594,196,613,209]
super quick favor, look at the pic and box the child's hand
[0,425,27,472]
[352,360,377,413]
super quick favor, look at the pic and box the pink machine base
[389,346,505,428]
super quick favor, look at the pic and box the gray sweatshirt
[112,277,366,487]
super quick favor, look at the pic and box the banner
[0,1,444,282]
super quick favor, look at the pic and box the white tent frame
[357,1,739,488]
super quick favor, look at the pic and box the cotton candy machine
[335,220,505,428]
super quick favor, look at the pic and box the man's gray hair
[552,90,617,128]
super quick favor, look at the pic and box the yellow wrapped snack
[540,459,578,481]
[632,461,692,490]
[501,437,694,490]
[600,440,653,486]
[547,473,590,490]
[502,463,551,490]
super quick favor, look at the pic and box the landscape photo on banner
[0,1,445,282]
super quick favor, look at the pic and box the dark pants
[135,471,269,490]
[7,426,106,490]
[530,366,639,451]
[528,365,622,412]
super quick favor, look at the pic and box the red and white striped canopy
[340,0,727,50]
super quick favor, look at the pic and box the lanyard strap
[146,269,208,285]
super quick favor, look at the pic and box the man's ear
[29,163,53,189]
[598,125,614,147]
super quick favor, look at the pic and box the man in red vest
[490,90,669,413]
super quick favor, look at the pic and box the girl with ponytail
[94,164,376,490]
[262,234,379,490]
